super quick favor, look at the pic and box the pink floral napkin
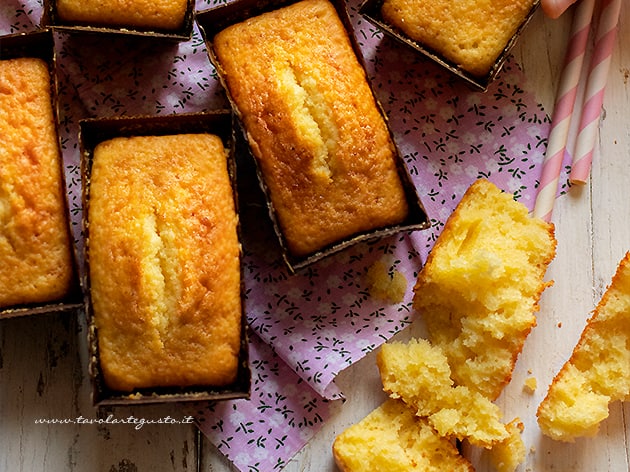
[1,1,571,471]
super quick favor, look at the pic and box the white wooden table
[1,5,629,472]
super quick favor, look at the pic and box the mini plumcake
[88,133,242,392]
[55,0,188,31]
[212,0,409,258]
[0,57,74,309]
[380,0,537,77]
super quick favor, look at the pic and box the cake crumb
[523,376,537,393]
[365,260,407,303]
[488,419,526,472]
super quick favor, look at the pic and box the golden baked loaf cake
[56,0,188,31]
[413,179,556,400]
[0,57,74,309]
[380,0,536,77]
[377,338,512,448]
[332,398,474,472]
[88,133,242,392]
[212,0,409,257]
[537,252,630,441]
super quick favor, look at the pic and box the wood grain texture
[0,311,197,472]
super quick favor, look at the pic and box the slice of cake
[537,252,630,441]
[413,179,556,400]
[332,398,474,472]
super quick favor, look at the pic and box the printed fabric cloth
[1,1,571,471]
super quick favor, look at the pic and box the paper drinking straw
[569,0,622,184]
[533,0,595,221]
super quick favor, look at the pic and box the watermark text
[34,414,195,430]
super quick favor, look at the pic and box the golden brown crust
[413,179,556,400]
[213,0,409,257]
[0,57,74,309]
[381,0,536,77]
[56,0,188,30]
[88,134,241,392]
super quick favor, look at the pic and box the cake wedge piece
[537,252,630,441]
[413,179,556,400]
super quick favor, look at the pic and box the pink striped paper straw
[533,0,595,221]
[569,0,622,184]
